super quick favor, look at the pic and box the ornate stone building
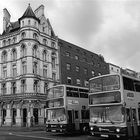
[0,4,59,127]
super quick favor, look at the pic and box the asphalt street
[0,131,105,140]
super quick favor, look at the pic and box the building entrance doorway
[23,108,27,127]
[33,108,38,125]
[12,108,16,125]
[2,109,6,125]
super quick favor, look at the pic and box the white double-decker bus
[89,72,140,139]
[45,84,89,133]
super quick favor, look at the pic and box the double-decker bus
[45,84,89,133]
[89,72,140,139]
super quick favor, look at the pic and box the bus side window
[75,110,79,119]
[126,108,131,122]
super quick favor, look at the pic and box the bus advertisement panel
[45,85,89,134]
[89,73,140,139]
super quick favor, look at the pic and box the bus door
[138,108,140,134]
[131,108,138,137]
[74,110,80,130]
[68,110,74,131]
[127,108,138,137]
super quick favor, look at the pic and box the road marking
[8,133,56,140]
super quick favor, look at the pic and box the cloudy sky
[0,0,140,71]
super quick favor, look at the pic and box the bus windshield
[47,86,64,99]
[47,108,66,122]
[46,98,64,108]
[90,105,124,124]
[90,75,120,93]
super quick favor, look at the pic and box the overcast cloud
[0,0,140,71]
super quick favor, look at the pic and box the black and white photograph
[0,0,140,140]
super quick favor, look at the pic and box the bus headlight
[116,128,120,132]
[90,127,93,131]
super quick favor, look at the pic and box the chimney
[3,8,11,32]
[34,5,44,18]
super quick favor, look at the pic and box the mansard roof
[2,21,20,35]
[19,4,40,22]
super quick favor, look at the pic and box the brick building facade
[59,39,109,87]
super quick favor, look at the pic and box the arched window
[2,66,7,78]
[22,61,27,74]
[51,42,56,48]
[21,79,26,93]
[11,82,16,94]
[34,21,36,26]
[21,44,26,57]
[43,65,47,78]
[12,64,17,77]
[1,83,6,95]
[13,37,17,43]
[21,32,26,39]
[43,39,47,45]
[34,80,39,92]
[2,50,7,63]
[51,52,56,69]
[12,49,17,61]
[8,39,11,45]
[42,22,45,32]
[22,21,24,26]
[44,82,48,93]
[3,40,6,46]
[33,33,38,40]
[33,61,38,74]
[28,20,30,25]
[33,45,38,57]
[43,50,47,61]
[52,73,56,81]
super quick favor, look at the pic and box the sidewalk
[0,126,45,132]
